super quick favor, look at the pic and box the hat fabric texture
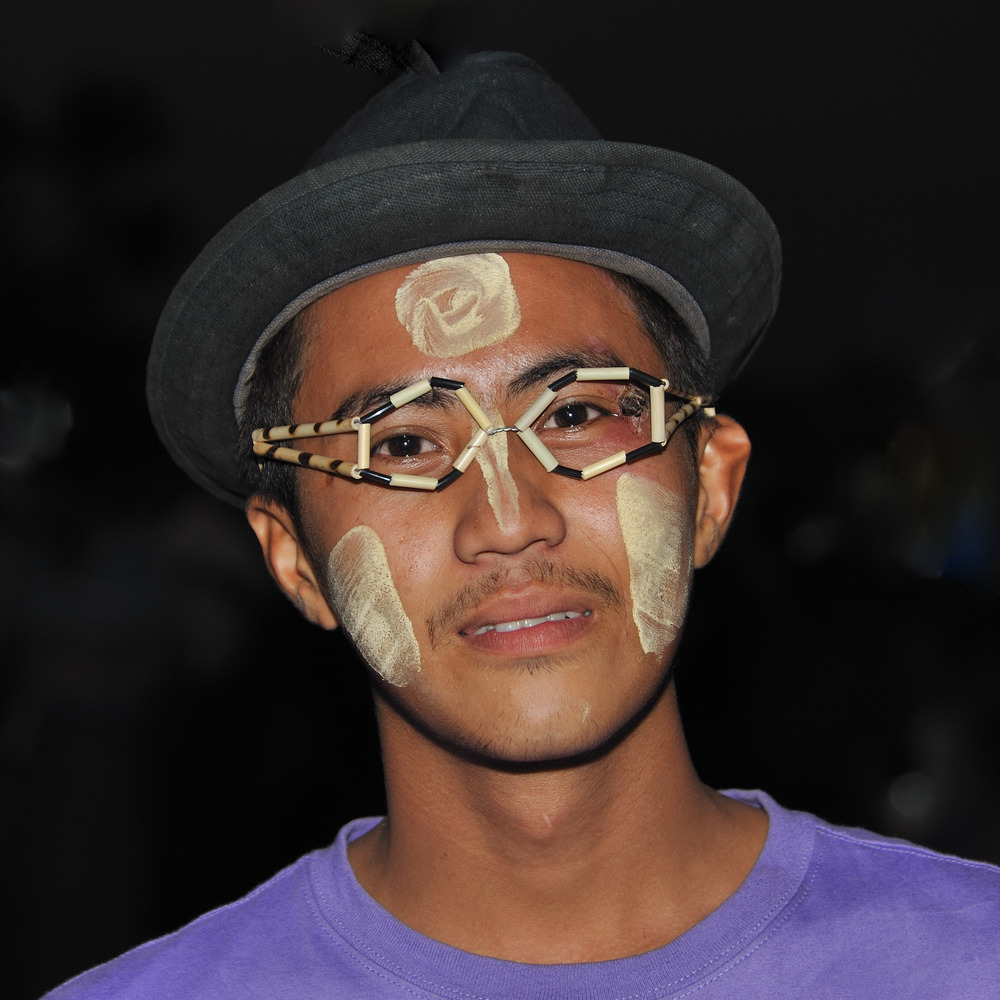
[147,45,781,506]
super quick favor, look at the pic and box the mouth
[427,558,621,652]
[460,610,592,637]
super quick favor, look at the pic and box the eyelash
[540,388,648,430]
[371,430,440,458]
[540,400,611,430]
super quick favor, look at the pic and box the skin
[247,253,763,964]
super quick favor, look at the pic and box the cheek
[615,473,693,657]
[326,525,421,686]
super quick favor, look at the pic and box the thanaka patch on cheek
[326,526,420,686]
[394,253,521,357]
[616,474,691,657]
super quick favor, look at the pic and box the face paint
[474,414,521,531]
[326,525,420,686]
[616,474,691,657]
[394,253,521,358]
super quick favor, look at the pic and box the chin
[438,694,665,771]
[375,648,675,769]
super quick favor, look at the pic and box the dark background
[2,1,998,995]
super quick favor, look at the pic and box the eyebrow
[506,349,629,396]
[328,348,634,419]
[330,381,458,420]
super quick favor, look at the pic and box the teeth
[463,610,591,637]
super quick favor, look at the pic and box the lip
[456,590,597,655]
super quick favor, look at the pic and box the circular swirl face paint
[616,473,691,657]
[326,525,421,686]
[394,253,522,358]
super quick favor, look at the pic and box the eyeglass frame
[251,366,714,492]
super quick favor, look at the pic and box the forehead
[294,254,660,411]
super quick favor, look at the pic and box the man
[47,39,999,998]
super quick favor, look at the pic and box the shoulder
[40,819,380,1000]
[735,790,1000,993]
[732,788,1000,905]
[41,857,310,1000]
[808,809,1000,909]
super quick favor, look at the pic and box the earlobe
[245,499,339,629]
[693,415,751,568]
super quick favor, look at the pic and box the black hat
[147,42,781,506]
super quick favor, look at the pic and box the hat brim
[148,139,781,506]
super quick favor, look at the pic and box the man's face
[275,254,710,763]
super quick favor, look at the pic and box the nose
[452,429,567,563]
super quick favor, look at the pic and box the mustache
[426,556,623,647]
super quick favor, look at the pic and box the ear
[693,415,751,568]
[245,498,339,629]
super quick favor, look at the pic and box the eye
[373,433,433,458]
[541,401,608,430]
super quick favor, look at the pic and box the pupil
[387,434,419,457]
[556,403,588,427]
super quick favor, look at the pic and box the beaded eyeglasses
[252,366,712,491]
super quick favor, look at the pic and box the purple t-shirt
[44,791,1000,998]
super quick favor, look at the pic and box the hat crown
[149,43,780,506]
[303,50,601,170]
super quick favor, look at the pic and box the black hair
[236,308,315,520]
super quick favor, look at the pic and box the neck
[348,684,768,964]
